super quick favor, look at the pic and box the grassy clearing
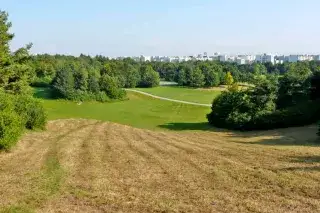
[34,87,212,131]
[0,119,319,212]
[134,86,221,104]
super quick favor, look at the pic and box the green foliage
[53,67,75,98]
[0,90,14,111]
[125,65,140,88]
[139,65,160,87]
[0,10,47,150]
[225,72,234,86]
[176,68,187,86]
[203,69,220,87]
[14,95,47,130]
[190,68,205,87]
[318,122,320,136]
[246,101,320,130]
[87,70,100,93]
[74,68,88,91]
[207,90,249,128]
[277,63,312,109]
[0,92,23,150]
[99,74,126,99]
[94,91,111,102]
[0,11,14,68]
[0,111,23,150]
[208,66,319,131]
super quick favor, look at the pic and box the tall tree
[139,65,160,87]
[0,11,13,68]
[225,72,234,86]
[74,68,88,91]
[190,68,205,87]
[125,65,140,88]
[0,11,34,94]
[53,67,75,98]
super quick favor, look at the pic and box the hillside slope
[0,119,319,213]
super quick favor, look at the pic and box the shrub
[0,111,23,150]
[14,95,47,130]
[317,121,320,136]
[0,91,14,111]
[207,90,248,128]
[99,75,126,99]
[95,91,111,102]
[244,100,320,130]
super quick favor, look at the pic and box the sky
[2,0,320,56]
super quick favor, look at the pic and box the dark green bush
[0,111,23,150]
[207,90,250,129]
[14,95,47,130]
[245,101,320,130]
[317,121,320,136]
[208,98,320,131]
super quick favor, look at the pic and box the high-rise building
[255,54,275,64]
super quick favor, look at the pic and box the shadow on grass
[234,138,320,147]
[230,126,320,147]
[278,166,320,172]
[158,122,226,131]
[290,156,320,163]
[33,87,56,100]
[277,155,320,172]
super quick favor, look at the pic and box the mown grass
[0,138,64,213]
[134,86,221,104]
[34,87,212,131]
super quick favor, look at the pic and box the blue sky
[2,0,320,56]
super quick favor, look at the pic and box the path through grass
[134,86,221,104]
[35,88,212,131]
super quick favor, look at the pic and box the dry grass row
[0,119,319,213]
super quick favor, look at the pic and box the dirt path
[125,89,212,107]
[0,119,319,213]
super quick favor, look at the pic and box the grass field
[134,86,221,104]
[0,119,319,212]
[34,88,212,131]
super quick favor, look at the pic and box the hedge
[207,100,320,131]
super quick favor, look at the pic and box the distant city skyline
[119,53,320,65]
[3,0,320,56]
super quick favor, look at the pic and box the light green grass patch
[134,86,221,104]
[35,88,211,130]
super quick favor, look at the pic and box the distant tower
[204,52,208,57]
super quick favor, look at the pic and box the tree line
[31,54,320,89]
[30,55,160,101]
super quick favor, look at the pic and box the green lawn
[35,88,212,131]
[134,86,221,104]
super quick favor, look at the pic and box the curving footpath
[125,89,211,107]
